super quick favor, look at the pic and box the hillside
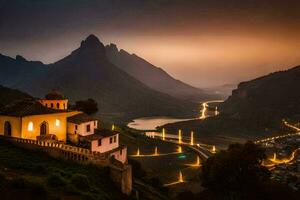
[106,44,218,101]
[0,85,32,108]
[0,35,198,122]
[0,139,128,200]
[220,65,300,127]
[0,54,45,87]
[160,65,300,146]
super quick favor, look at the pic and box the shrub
[82,193,96,200]
[10,177,48,199]
[71,173,90,191]
[30,180,48,198]
[65,183,80,195]
[33,164,47,174]
[11,177,28,189]
[0,172,5,185]
[73,98,98,115]
[47,173,67,187]
[50,167,70,178]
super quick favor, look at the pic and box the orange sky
[106,33,300,87]
[1,0,300,87]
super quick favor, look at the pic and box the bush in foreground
[199,141,299,200]
[47,173,67,187]
[71,173,90,191]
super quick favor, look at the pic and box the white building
[0,92,127,164]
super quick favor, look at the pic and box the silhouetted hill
[0,54,45,87]
[0,85,32,108]
[160,65,300,145]
[106,43,218,101]
[220,65,300,126]
[0,35,198,122]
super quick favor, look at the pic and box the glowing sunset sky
[1,0,300,87]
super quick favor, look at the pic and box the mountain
[204,83,237,99]
[106,44,218,101]
[0,54,45,87]
[0,85,32,108]
[159,65,300,146]
[220,65,300,127]
[0,35,198,122]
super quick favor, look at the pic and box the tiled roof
[0,99,68,117]
[45,91,66,100]
[95,129,119,137]
[67,113,97,124]
[81,129,119,141]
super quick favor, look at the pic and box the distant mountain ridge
[106,43,217,101]
[220,65,300,127]
[0,54,45,87]
[0,35,198,122]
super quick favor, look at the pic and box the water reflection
[127,100,223,131]
[127,117,190,130]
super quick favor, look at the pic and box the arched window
[40,121,49,136]
[55,119,60,127]
[50,103,53,108]
[28,122,33,131]
[45,103,48,107]
[63,103,66,109]
[56,103,60,109]
[4,121,12,136]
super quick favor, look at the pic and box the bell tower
[39,90,68,110]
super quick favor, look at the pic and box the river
[127,100,223,131]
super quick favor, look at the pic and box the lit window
[55,119,60,127]
[28,122,33,131]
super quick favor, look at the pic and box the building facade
[0,92,127,164]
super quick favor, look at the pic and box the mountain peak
[80,34,104,47]
[79,34,105,54]
[16,55,27,62]
[106,43,119,52]
[85,34,101,44]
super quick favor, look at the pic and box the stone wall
[110,163,132,195]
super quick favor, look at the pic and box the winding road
[143,100,224,160]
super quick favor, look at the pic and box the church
[0,91,127,163]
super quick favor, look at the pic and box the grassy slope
[117,126,202,198]
[0,139,128,200]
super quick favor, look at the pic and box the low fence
[0,135,109,165]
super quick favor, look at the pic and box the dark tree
[74,98,98,115]
[202,142,269,197]
[200,141,298,200]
